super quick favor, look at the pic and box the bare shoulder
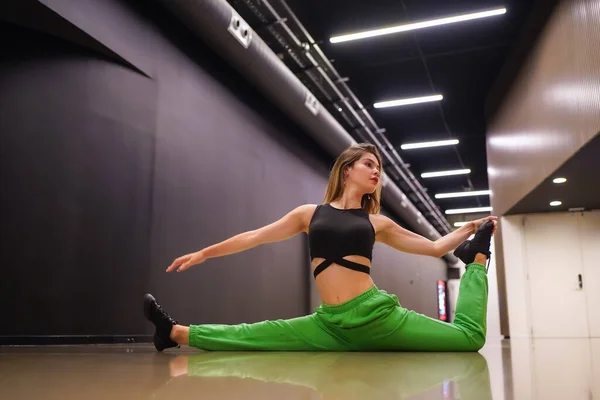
[292,204,319,233]
[368,213,394,235]
[293,203,318,215]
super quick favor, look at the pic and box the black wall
[0,0,446,340]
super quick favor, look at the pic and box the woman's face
[344,153,381,193]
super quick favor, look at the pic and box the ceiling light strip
[330,8,508,43]
[401,139,459,150]
[445,207,493,215]
[374,94,443,108]
[421,169,471,178]
[435,190,491,199]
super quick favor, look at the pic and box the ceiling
[1,0,544,228]
[507,131,600,215]
[278,0,536,217]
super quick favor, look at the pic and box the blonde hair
[323,143,383,214]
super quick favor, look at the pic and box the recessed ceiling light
[553,177,567,184]
[550,201,562,206]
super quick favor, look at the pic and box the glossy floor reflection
[0,339,598,399]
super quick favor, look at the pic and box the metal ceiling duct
[154,0,459,265]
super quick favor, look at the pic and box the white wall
[501,216,531,338]
[485,238,503,342]
[501,210,600,338]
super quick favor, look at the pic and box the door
[523,213,590,338]
[578,210,600,337]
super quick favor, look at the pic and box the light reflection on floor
[0,338,597,399]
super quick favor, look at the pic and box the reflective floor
[0,338,598,399]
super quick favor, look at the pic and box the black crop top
[307,203,376,278]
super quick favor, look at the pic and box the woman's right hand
[166,250,207,273]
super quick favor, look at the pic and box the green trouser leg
[370,262,488,351]
[188,263,488,352]
[189,314,348,351]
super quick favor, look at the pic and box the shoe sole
[153,333,166,352]
[453,241,472,264]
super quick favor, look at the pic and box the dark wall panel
[371,242,445,317]
[0,20,323,336]
[1,0,446,338]
[0,25,156,335]
[146,42,328,324]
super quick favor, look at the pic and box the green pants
[189,263,487,351]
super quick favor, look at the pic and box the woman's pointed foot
[453,220,494,265]
[144,293,179,351]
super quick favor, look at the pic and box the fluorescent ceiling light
[401,139,459,150]
[550,201,562,206]
[553,177,567,184]
[454,221,469,227]
[435,190,491,199]
[445,207,493,215]
[374,95,443,109]
[330,8,508,44]
[421,169,471,178]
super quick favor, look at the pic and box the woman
[144,143,497,352]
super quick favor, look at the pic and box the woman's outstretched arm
[375,214,497,258]
[166,204,316,272]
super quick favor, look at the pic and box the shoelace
[155,303,177,325]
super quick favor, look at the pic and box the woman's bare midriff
[312,255,376,305]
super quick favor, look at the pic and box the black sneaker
[453,220,495,270]
[144,293,179,352]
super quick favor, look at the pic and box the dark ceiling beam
[359,42,510,69]
[0,0,150,77]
